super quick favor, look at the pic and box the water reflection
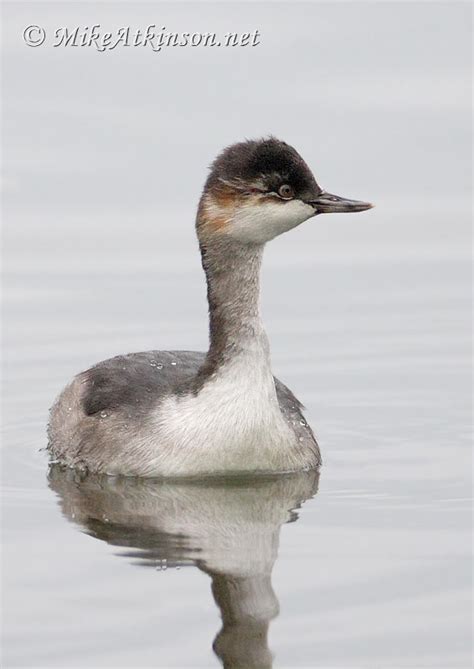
[48,466,319,668]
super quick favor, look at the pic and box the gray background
[2,2,472,668]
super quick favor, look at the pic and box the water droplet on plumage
[171,361,177,366]
[150,361,157,367]
[100,411,108,418]
[300,420,306,426]
[156,364,163,369]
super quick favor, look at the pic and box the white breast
[143,345,299,476]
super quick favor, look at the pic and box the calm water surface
[2,3,472,665]
[2,249,471,668]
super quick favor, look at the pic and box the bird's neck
[198,239,270,379]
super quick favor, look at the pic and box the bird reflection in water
[48,466,319,668]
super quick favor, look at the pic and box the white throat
[228,198,315,244]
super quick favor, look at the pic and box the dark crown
[204,137,321,201]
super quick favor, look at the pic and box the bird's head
[196,137,373,246]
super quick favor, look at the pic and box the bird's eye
[278,184,294,199]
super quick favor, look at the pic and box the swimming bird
[48,137,372,477]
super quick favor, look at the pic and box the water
[3,251,471,668]
[2,2,471,667]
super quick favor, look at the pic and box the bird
[48,137,372,477]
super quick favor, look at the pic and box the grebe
[48,137,372,477]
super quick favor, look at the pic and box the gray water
[2,2,472,668]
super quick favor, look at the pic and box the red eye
[278,184,294,199]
